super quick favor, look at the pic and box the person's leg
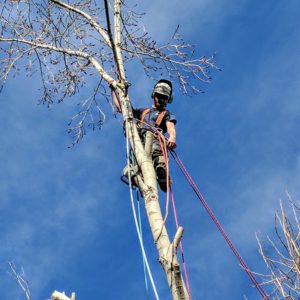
[152,140,167,192]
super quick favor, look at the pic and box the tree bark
[51,291,76,300]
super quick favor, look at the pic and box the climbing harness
[138,108,167,128]
[170,150,269,300]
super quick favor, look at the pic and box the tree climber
[110,79,177,192]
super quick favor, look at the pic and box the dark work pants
[139,130,165,170]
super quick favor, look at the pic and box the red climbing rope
[170,150,269,300]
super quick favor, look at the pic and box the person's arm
[108,82,122,113]
[111,88,122,113]
[166,121,176,150]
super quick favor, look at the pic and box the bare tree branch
[49,0,112,47]
[8,262,31,300]
[0,37,113,79]
[68,79,106,147]
[257,195,300,299]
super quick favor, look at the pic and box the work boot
[155,163,168,192]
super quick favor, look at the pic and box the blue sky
[1,0,300,299]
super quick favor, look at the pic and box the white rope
[125,124,160,300]
[137,194,149,292]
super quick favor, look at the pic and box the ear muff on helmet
[152,79,173,103]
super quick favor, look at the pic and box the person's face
[154,93,168,109]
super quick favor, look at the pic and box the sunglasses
[155,93,169,101]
